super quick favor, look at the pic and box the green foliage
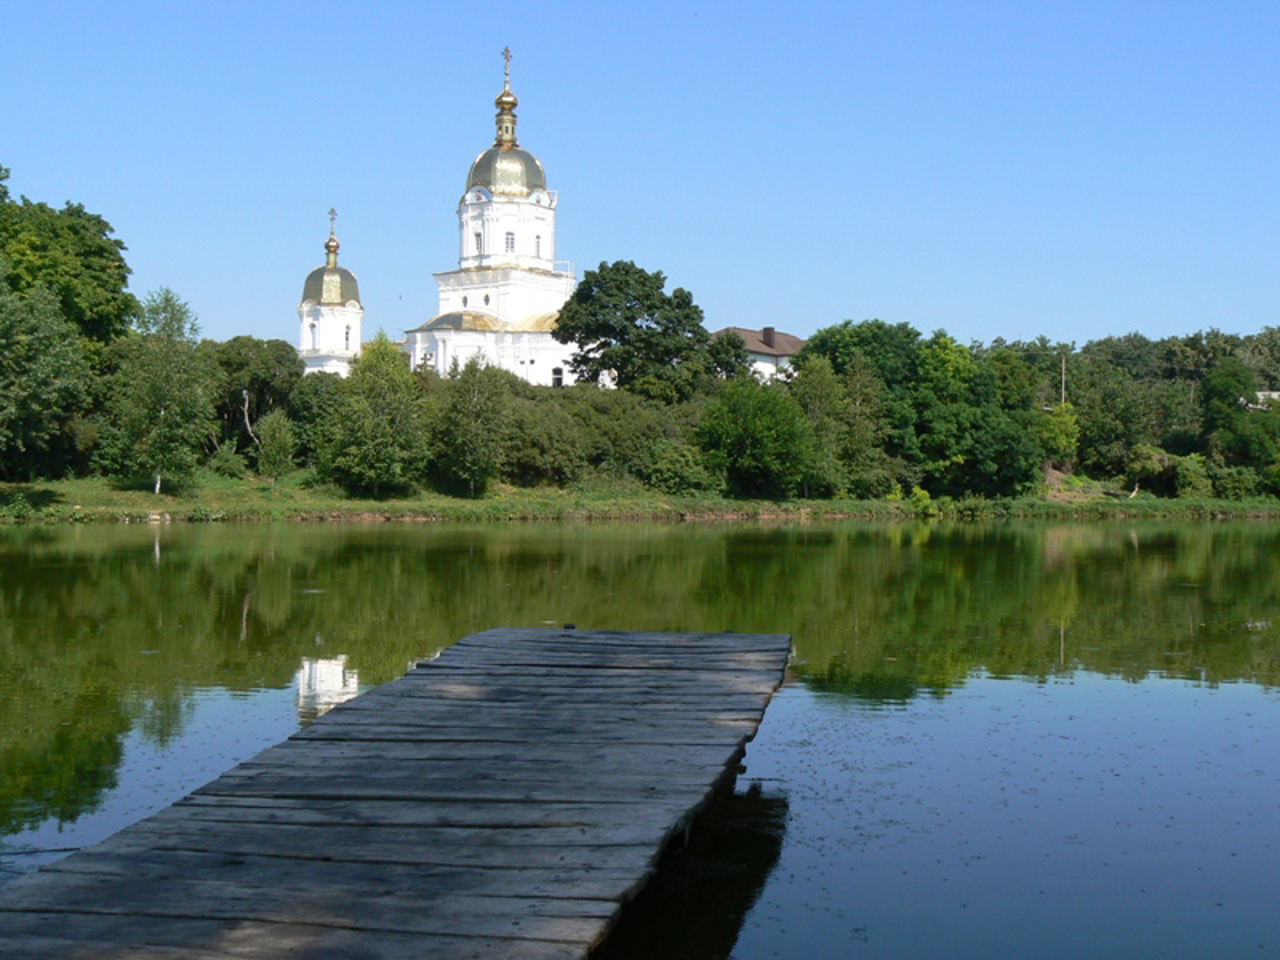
[434,358,510,498]
[0,285,92,480]
[256,409,298,479]
[557,384,685,480]
[707,329,752,380]
[205,336,303,458]
[1208,463,1258,500]
[1036,403,1080,466]
[789,356,849,497]
[322,333,429,498]
[0,168,138,342]
[1175,454,1213,499]
[553,260,718,402]
[697,379,812,500]
[502,392,587,488]
[205,445,248,479]
[287,371,344,466]
[99,288,218,493]
[799,318,921,383]
[648,439,717,495]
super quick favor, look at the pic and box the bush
[206,446,248,479]
[1209,463,1259,500]
[647,440,717,495]
[1174,454,1213,499]
[257,409,297,478]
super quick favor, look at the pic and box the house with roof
[715,326,806,380]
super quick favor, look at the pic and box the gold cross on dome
[502,46,512,86]
[328,207,337,235]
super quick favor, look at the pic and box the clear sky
[3,0,1277,348]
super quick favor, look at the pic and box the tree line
[5,164,1280,502]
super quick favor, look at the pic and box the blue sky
[3,1,1277,347]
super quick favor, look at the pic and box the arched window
[474,231,482,255]
[552,367,564,388]
[535,235,542,258]
[505,231,515,253]
[344,326,350,351]
[309,323,317,351]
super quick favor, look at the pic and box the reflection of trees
[4,520,1280,833]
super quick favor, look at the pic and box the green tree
[553,260,715,402]
[101,288,217,493]
[788,356,848,497]
[1200,356,1278,471]
[206,336,303,459]
[322,333,429,497]
[0,284,92,480]
[697,378,812,499]
[842,354,897,497]
[256,409,298,479]
[435,358,511,498]
[0,166,138,343]
[707,329,753,380]
[288,371,344,466]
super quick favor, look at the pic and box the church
[298,52,578,384]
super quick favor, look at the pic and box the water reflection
[294,655,360,722]
[3,521,1280,891]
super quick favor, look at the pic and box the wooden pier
[0,628,791,959]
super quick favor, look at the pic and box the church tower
[298,212,363,376]
[404,50,577,385]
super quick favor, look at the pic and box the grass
[6,471,1280,525]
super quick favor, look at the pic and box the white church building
[402,54,578,386]
[297,213,364,377]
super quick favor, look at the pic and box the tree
[707,329,753,380]
[0,166,138,343]
[553,260,715,402]
[697,378,812,500]
[206,336,304,459]
[0,284,92,479]
[288,371,344,466]
[322,333,429,498]
[788,356,849,497]
[1200,356,1279,471]
[435,358,511,498]
[101,288,217,493]
[256,409,297,479]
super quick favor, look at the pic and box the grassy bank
[5,472,1280,525]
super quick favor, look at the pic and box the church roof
[301,232,361,307]
[410,310,560,334]
[464,49,546,197]
[467,146,546,196]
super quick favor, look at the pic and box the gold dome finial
[325,208,339,267]
[494,46,519,150]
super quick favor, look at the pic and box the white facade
[298,231,363,377]
[403,61,578,386]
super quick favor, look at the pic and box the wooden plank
[235,739,742,768]
[0,629,790,958]
[40,849,650,900]
[0,872,617,941]
[0,916,587,960]
[164,796,697,829]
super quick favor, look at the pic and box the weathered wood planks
[0,628,790,959]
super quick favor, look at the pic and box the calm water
[3,521,1280,957]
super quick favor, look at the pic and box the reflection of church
[294,655,360,722]
[298,51,578,384]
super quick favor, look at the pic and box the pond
[2,521,1279,957]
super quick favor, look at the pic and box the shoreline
[5,477,1280,525]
